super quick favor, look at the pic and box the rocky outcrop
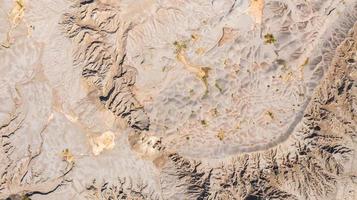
[61,1,149,131]
[0,91,73,200]
[85,178,159,200]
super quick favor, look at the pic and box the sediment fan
[0,0,356,199]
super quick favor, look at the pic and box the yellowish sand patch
[175,45,210,90]
[281,71,294,82]
[217,129,225,141]
[195,47,205,55]
[1,0,26,48]
[191,33,200,42]
[153,154,168,169]
[265,110,275,120]
[299,58,309,80]
[218,27,238,47]
[249,0,265,24]
[9,0,25,26]
[61,148,75,164]
[64,113,79,123]
[89,131,115,156]
[177,51,209,82]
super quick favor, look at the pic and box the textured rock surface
[0,0,356,199]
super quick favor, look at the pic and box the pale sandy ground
[0,0,356,199]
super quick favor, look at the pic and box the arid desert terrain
[0,0,356,199]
